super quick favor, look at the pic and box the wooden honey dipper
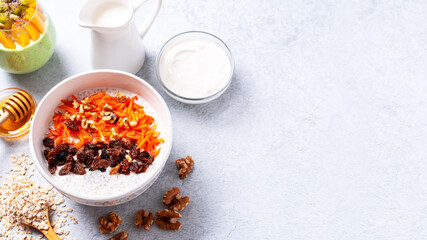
[0,90,34,126]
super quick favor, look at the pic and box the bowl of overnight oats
[29,70,173,206]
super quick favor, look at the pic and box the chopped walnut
[121,118,130,128]
[87,120,96,129]
[83,104,96,110]
[102,112,117,123]
[135,210,153,230]
[110,128,123,141]
[103,104,113,112]
[125,154,132,163]
[99,212,122,234]
[175,156,194,179]
[116,91,127,103]
[109,164,121,175]
[72,99,79,109]
[109,232,128,240]
[129,120,137,127]
[81,118,88,129]
[70,114,77,121]
[163,187,190,211]
[155,209,182,231]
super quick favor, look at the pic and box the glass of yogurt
[156,31,234,104]
[0,0,56,74]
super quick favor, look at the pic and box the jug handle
[133,0,162,38]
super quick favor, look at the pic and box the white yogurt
[159,38,232,99]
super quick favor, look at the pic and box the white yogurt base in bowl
[156,31,234,104]
[29,70,173,206]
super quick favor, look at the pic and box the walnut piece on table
[135,209,154,230]
[99,212,122,234]
[175,156,194,179]
[155,209,182,231]
[108,231,128,240]
[163,187,190,211]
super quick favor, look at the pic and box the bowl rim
[29,69,173,202]
[155,31,235,104]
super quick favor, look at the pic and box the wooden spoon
[23,208,60,240]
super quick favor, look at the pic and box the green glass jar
[0,0,56,74]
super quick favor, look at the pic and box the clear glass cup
[0,0,56,74]
[156,31,234,104]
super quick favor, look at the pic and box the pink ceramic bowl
[29,70,173,206]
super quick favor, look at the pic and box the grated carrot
[46,91,163,156]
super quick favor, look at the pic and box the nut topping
[103,103,113,112]
[135,209,154,230]
[116,91,127,103]
[109,164,121,175]
[175,156,194,179]
[108,231,128,240]
[99,212,122,234]
[72,99,79,109]
[163,187,190,211]
[155,209,182,231]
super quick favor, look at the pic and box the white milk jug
[78,0,162,74]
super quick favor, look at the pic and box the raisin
[122,139,135,150]
[76,148,86,162]
[129,162,141,173]
[57,151,68,165]
[71,161,86,175]
[129,147,139,159]
[119,148,126,159]
[87,142,108,149]
[141,164,149,173]
[109,140,122,148]
[108,156,121,168]
[42,138,55,148]
[59,162,73,175]
[98,159,109,171]
[120,160,130,175]
[140,151,149,158]
[56,143,69,152]
[101,148,109,159]
[48,164,57,174]
[68,147,78,155]
[66,155,75,163]
[47,149,58,165]
[105,148,121,157]
[64,119,79,131]
[77,149,95,166]
[43,149,49,160]
[90,156,101,171]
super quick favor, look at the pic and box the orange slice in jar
[24,8,45,33]
[0,32,16,49]
[36,9,46,22]
[11,23,30,47]
[24,22,40,41]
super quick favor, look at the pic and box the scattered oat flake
[69,215,78,224]
[0,153,76,239]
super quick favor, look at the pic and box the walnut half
[155,209,182,231]
[175,156,194,179]
[135,209,154,230]
[108,231,128,240]
[99,212,122,234]
[163,187,190,211]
